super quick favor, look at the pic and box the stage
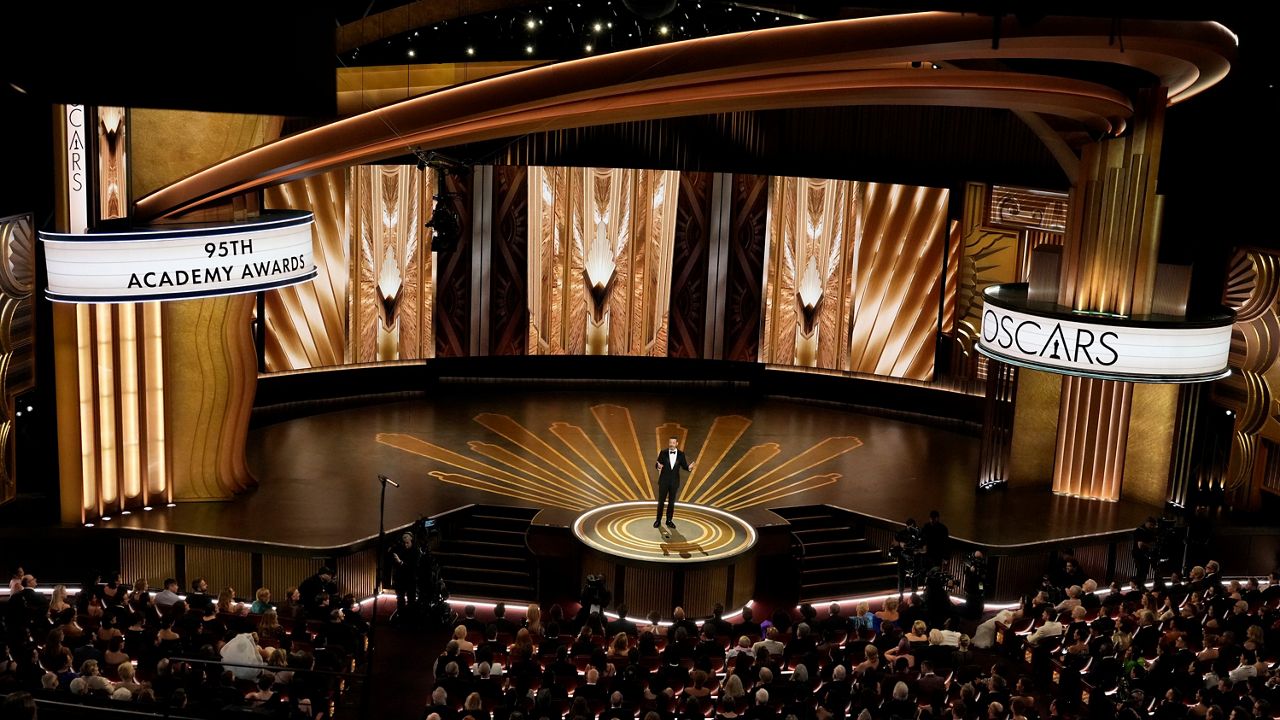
[112,385,1157,549]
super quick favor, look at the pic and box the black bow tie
[669,450,676,453]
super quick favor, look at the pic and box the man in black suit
[654,436,695,528]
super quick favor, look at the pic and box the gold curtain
[527,166,679,356]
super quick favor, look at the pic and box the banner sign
[978,285,1233,383]
[41,211,315,302]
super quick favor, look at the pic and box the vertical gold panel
[344,165,436,364]
[142,302,167,501]
[527,166,678,356]
[117,304,141,500]
[1007,368,1062,487]
[94,305,118,508]
[846,183,948,380]
[680,566,727,617]
[262,554,325,600]
[0,213,35,506]
[262,169,351,370]
[163,295,256,499]
[335,548,377,599]
[185,545,253,599]
[119,538,177,589]
[1122,383,1177,505]
[1052,377,1132,502]
[96,107,129,220]
[623,567,674,617]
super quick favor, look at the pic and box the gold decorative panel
[846,183,948,380]
[348,165,435,362]
[263,554,326,601]
[0,213,34,506]
[760,176,859,370]
[335,547,377,598]
[527,166,679,356]
[1213,248,1280,510]
[119,538,177,589]
[185,545,253,599]
[1052,376,1132,502]
[96,107,128,220]
[163,295,256,500]
[263,170,350,371]
[1123,382,1178,506]
[988,185,1068,233]
[952,227,1019,368]
[130,110,284,200]
[1007,368,1062,487]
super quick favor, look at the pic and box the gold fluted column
[1046,88,1169,502]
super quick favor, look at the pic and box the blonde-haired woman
[453,625,475,652]
[525,603,543,638]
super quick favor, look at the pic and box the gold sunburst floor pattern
[573,501,757,563]
[375,403,862,513]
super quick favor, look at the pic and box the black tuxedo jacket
[655,450,691,483]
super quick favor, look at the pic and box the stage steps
[435,505,539,603]
[771,505,899,601]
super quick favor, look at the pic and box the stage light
[526,18,537,30]
[658,25,669,35]
[143,506,153,511]
[120,510,131,516]
[14,412,19,417]
[593,21,603,32]
[426,204,462,253]
[607,21,612,28]
[101,516,111,522]
[84,522,94,528]
[25,406,32,412]
[525,44,535,54]
[585,43,593,52]
[407,49,416,58]
[466,46,475,56]
[166,502,177,508]
[932,62,940,69]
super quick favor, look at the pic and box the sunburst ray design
[375,404,862,512]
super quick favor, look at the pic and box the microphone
[378,475,400,487]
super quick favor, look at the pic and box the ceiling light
[407,49,416,58]
[658,25,669,35]
[584,43,593,52]
[525,44,535,54]
[593,21,603,32]
[466,46,475,56]
[526,18,536,29]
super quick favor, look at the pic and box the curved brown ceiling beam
[138,69,1129,220]
[135,12,1232,220]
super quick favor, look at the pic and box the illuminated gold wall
[526,166,679,356]
[0,213,35,506]
[760,177,948,380]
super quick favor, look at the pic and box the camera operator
[388,531,423,623]
[1132,517,1158,587]
[963,550,988,619]
[893,518,923,596]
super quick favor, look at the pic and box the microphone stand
[364,474,399,717]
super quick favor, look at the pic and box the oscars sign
[977,284,1233,383]
[41,211,316,302]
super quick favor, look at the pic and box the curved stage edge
[104,378,1162,606]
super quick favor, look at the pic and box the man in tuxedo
[654,436,695,528]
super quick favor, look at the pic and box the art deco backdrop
[759,177,948,380]
[527,167,680,356]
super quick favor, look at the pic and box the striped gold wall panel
[733,557,755,608]
[163,294,256,500]
[1121,383,1177,505]
[940,220,959,336]
[1052,376,1132,501]
[621,567,674,618]
[335,547,377,599]
[845,183,948,380]
[262,554,325,601]
[119,537,177,589]
[1069,543,1109,587]
[527,166,679,357]
[263,169,350,371]
[992,553,1046,602]
[681,566,728,617]
[185,545,252,598]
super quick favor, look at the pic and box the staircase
[771,505,899,601]
[435,505,539,603]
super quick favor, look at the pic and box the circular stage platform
[572,501,759,616]
[573,501,757,563]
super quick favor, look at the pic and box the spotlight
[526,18,537,29]
[143,506,153,512]
[466,46,475,56]
[525,44,534,54]
[426,203,462,253]
[84,522,94,528]
[407,49,416,58]
[25,406,31,412]
[166,502,177,508]
[607,21,612,28]
[101,516,111,521]
[658,25,669,35]
[593,21,603,32]
[585,43,593,52]
[931,62,940,69]
[121,510,131,516]
[14,412,19,417]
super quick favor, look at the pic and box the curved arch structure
[135,12,1235,221]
